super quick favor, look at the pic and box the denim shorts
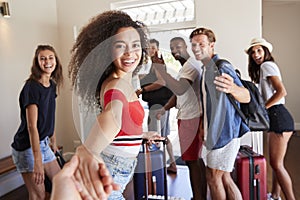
[12,137,56,173]
[101,152,137,200]
[268,104,294,134]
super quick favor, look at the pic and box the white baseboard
[295,122,300,130]
[0,170,24,197]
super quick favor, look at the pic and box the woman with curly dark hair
[68,10,161,199]
[11,45,63,200]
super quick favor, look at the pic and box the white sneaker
[267,193,282,200]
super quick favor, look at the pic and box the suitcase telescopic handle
[142,138,168,200]
[142,138,167,145]
[257,179,260,200]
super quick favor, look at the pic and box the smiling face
[191,34,214,62]
[170,39,188,61]
[38,49,56,75]
[250,45,265,65]
[112,27,142,76]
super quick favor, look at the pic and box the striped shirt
[102,89,144,157]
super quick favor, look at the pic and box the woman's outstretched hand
[74,145,120,199]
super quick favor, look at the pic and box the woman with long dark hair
[246,38,295,200]
[11,45,63,200]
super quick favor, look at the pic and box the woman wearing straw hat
[246,38,296,200]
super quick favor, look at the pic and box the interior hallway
[123,132,300,200]
[1,131,299,200]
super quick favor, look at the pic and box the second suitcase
[232,145,267,200]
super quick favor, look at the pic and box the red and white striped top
[102,89,144,157]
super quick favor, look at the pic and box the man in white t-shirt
[156,37,207,200]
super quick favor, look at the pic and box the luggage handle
[240,145,256,156]
[55,151,65,168]
[143,142,152,199]
[142,138,168,200]
[142,138,167,145]
[256,179,260,200]
[157,118,161,136]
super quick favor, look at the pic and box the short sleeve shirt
[11,80,57,151]
[176,57,203,119]
[259,61,285,105]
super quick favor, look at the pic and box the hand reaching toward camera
[51,155,84,200]
[73,145,120,199]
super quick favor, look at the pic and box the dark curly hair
[68,10,149,110]
[28,44,64,93]
[247,46,274,84]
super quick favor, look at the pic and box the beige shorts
[201,138,240,172]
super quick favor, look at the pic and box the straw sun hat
[245,38,273,54]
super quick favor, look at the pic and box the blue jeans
[11,137,56,173]
[101,152,137,200]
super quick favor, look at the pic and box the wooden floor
[1,132,299,200]
[0,165,192,200]
[0,185,28,200]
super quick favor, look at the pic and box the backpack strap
[215,59,247,122]
[227,93,247,122]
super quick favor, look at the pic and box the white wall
[263,1,300,129]
[54,0,112,155]
[196,0,262,79]
[196,0,263,152]
[0,0,262,157]
[0,0,58,158]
